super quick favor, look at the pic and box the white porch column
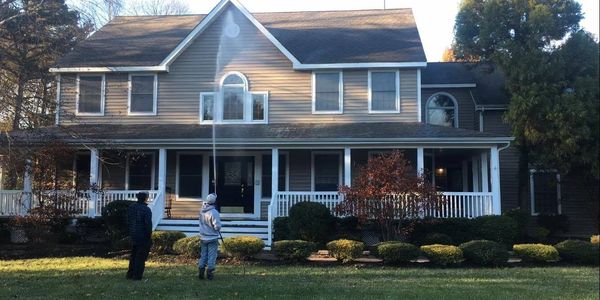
[271,148,279,197]
[88,148,99,217]
[480,152,489,193]
[344,148,351,187]
[22,159,33,214]
[416,147,424,176]
[462,161,469,192]
[471,156,480,192]
[490,146,501,215]
[158,149,167,194]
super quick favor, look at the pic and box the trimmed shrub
[222,236,264,260]
[326,239,365,262]
[173,236,201,258]
[420,244,463,266]
[503,208,530,241]
[420,232,454,245]
[554,240,599,265]
[113,236,131,251]
[591,235,599,245]
[371,241,403,257]
[151,231,186,254]
[288,202,335,244]
[101,200,135,241]
[377,242,421,264]
[273,217,290,241]
[513,244,560,263]
[272,240,317,261]
[459,240,509,266]
[407,218,476,245]
[473,215,518,245]
[537,214,569,235]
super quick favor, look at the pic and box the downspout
[55,74,61,126]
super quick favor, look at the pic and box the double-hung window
[127,153,155,190]
[369,70,400,113]
[312,152,342,191]
[128,74,157,115]
[530,170,561,216]
[200,72,268,124]
[313,72,343,114]
[77,75,105,115]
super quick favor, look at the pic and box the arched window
[200,72,268,124]
[426,93,458,127]
[221,72,248,121]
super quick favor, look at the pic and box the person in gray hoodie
[198,193,221,280]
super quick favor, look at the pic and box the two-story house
[2,0,595,243]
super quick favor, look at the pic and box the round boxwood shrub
[173,236,201,258]
[371,241,403,257]
[420,244,463,266]
[222,236,264,260]
[151,231,186,254]
[591,235,599,245]
[420,232,454,245]
[272,240,317,261]
[554,240,599,265]
[459,240,509,266]
[377,242,421,264]
[273,217,290,241]
[513,244,560,263]
[473,215,518,245]
[326,239,365,263]
[101,200,135,241]
[288,202,335,244]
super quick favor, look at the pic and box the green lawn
[0,257,598,300]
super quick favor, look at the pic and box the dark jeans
[127,242,151,280]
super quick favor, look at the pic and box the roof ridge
[253,8,413,15]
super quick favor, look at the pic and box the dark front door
[209,156,255,214]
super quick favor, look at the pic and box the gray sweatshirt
[199,203,222,241]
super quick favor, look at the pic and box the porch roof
[2,123,513,147]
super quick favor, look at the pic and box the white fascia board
[49,66,168,73]
[160,0,302,68]
[294,62,427,70]
[421,83,477,88]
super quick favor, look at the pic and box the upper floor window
[128,74,157,115]
[77,74,105,115]
[369,70,400,113]
[313,72,343,114]
[200,72,268,124]
[426,93,458,127]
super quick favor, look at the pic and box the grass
[0,257,598,300]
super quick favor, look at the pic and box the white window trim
[127,73,158,116]
[125,152,156,191]
[368,70,401,113]
[76,74,105,116]
[311,151,343,192]
[312,71,344,114]
[529,169,562,216]
[199,92,215,124]
[250,91,269,124]
[175,151,204,202]
[425,92,459,128]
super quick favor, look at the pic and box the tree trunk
[12,78,25,130]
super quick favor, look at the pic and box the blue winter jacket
[127,202,152,245]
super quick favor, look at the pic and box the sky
[182,0,600,62]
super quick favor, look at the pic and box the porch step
[156,219,271,246]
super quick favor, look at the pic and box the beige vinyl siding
[58,5,419,125]
[421,88,476,131]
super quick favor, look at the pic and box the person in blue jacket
[126,192,152,280]
[198,193,222,280]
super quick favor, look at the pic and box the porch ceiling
[2,123,513,148]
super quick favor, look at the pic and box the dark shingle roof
[56,15,205,68]
[55,8,426,68]
[422,62,509,106]
[421,62,475,84]
[2,123,511,146]
[254,9,426,64]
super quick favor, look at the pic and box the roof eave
[49,66,169,74]
[293,62,427,70]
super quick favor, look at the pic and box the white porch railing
[270,191,495,219]
[0,190,158,217]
